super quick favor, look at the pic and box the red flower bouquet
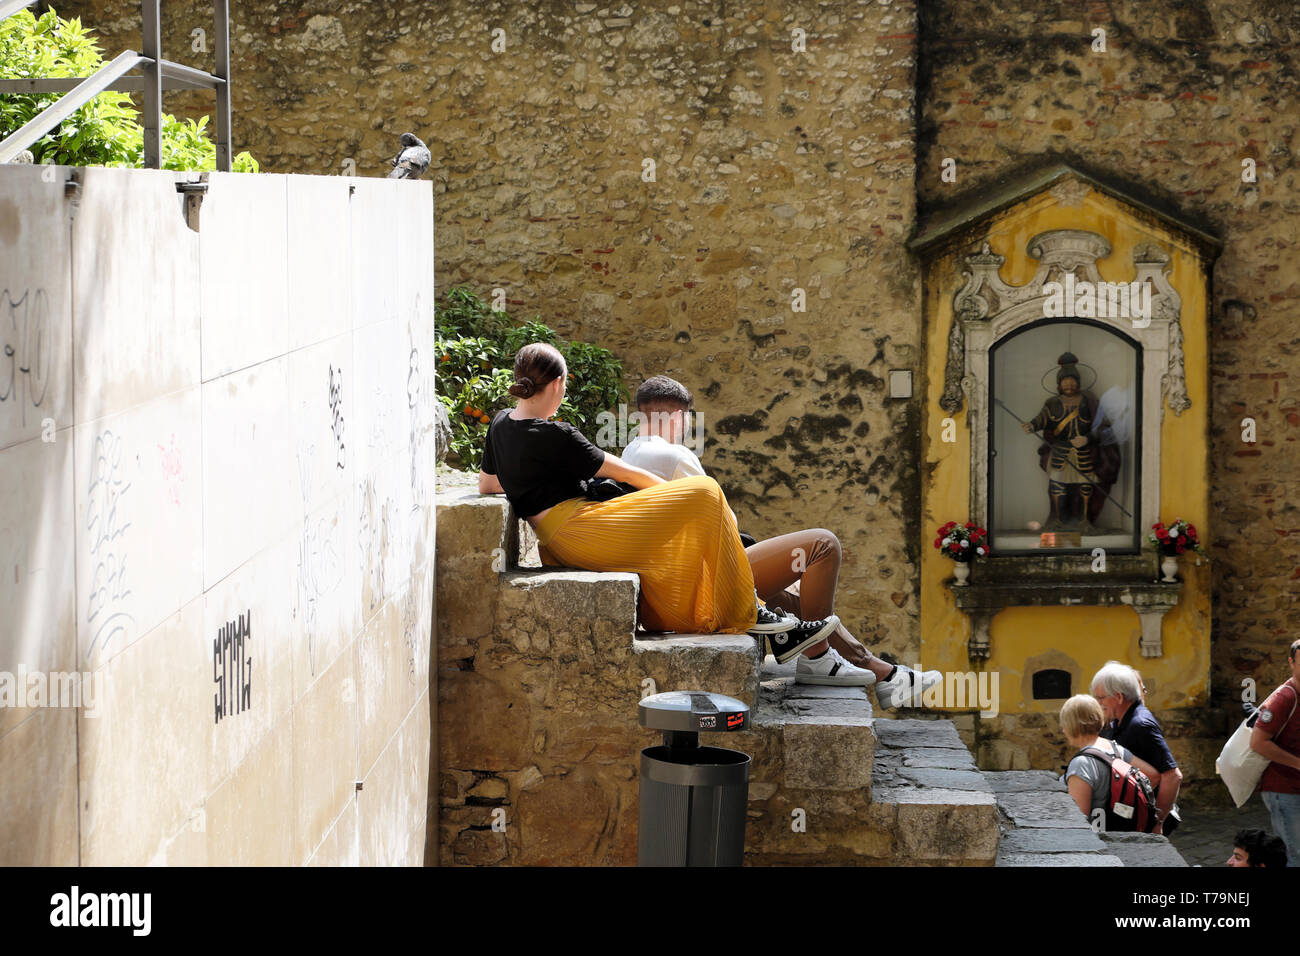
[933,520,990,564]
[1148,519,1204,558]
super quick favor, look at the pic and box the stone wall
[916,0,1300,791]
[0,165,437,863]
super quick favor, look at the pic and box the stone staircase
[435,473,998,866]
[989,770,1188,866]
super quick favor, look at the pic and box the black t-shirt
[481,409,606,518]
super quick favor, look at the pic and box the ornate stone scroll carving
[1133,242,1190,416]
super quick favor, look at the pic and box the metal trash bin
[637,690,750,867]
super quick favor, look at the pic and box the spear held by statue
[993,397,1134,519]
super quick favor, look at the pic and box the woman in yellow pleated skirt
[534,476,758,633]
[477,343,759,635]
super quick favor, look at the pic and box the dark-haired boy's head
[634,375,694,445]
[1256,835,1289,869]
[635,375,693,415]
[1228,828,1282,867]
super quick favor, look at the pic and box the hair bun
[509,376,536,399]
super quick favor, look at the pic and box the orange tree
[435,286,627,470]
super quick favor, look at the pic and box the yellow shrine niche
[908,164,1220,765]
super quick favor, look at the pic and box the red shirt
[1258,678,1300,795]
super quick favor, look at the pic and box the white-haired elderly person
[1090,660,1182,835]
[1060,695,1161,826]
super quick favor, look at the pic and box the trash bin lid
[639,690,749,733]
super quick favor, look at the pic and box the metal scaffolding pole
[213,0,231,172]
[0,51,147,164]
[140,0,162,169]
[0,0,235,168]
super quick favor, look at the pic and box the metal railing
[0,0,232,169]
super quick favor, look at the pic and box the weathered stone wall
[0,165,436,864]
[916,0,1300,793]
[60,0,927,670]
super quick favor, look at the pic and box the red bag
[1077,745,1159,833]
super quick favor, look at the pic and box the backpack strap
[1257,682,1299,735]
[1077,744,1117,770]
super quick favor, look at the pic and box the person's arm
[1128,751,1161,784]
[1024,404,1047,433]
[1066,775,1093,819]
[1250,721,1300,771]
[596,452,665,490]
[479,417,503,494]
[1153,766,1182,831]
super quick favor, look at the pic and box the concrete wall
[0,165,437,865]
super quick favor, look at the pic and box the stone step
[986,770,1188,867]
[633,633,761,706]
[870,718,1000,866]
[434,482,540,569]
[437,480,997,866]
[734,666,883,864]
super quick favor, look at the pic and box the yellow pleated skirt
[532,475,758,634]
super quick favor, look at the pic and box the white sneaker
[795,647,877,686]
[875,666,943,709]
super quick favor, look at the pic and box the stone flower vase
[952,562,971,586]
[1160,555,1179,582]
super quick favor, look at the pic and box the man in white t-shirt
[619,412,706,480]
[621,375,941,706]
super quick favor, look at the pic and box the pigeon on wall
[387,132,430,180]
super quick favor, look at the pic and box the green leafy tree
[435,286,629,471]
[0,8,257,171]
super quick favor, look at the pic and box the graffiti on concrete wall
[213,609,252,723]
[158,433,184,507]
[328,364,346,470]
[358,477,396,616]
[0,287,51,427]
[85,429,134,661]
[295,448,344,676]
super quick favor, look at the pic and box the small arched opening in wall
[1031,668,1072,701]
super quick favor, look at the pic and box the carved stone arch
[953,229,1185,539]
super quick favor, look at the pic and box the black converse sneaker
[748,603,797,636]
[767,614,840,665]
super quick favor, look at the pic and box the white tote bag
[1216,693,1297,808]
